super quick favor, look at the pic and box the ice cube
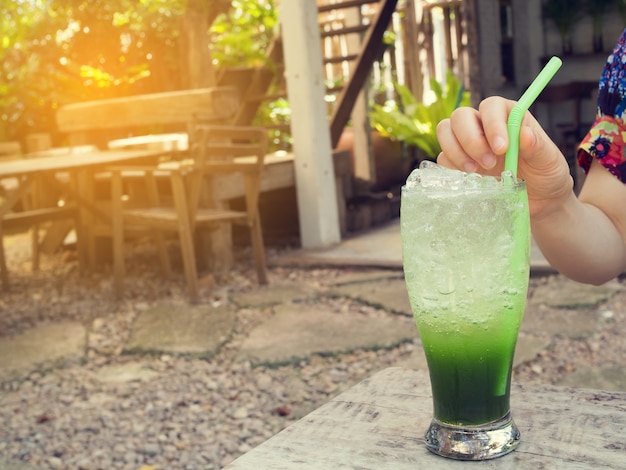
[480,174,500,188]
[405,162,507,191]
[465,172,483,189]
[466,171,500,189]
[500,170,517,186]
[405,168,422,189]
[417,162,465,190]
[419,160,439,170]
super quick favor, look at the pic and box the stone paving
[2,217,626,469]
[1,269,624,391]
[0,322,86,382]
[124,303,235,356]
[1,260,626,469]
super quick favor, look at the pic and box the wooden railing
[420,0,467,90]
[213,1,468,162]
[213,0,401,152]
[322,0,399,148]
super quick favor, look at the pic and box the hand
[436,96,574,217]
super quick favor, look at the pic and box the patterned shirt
[578,28,626,183]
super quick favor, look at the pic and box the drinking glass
[401,163,530,460]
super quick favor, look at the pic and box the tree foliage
[1,0,186,142]
[1,0,279,145]
[209,0,278,68]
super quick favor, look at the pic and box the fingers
[437,96,574,216]
[449,107,500,172]
[476,97,514,154]
[478,98,560,174]
[436,151,453,168]
[437,101,509,175]
[517,113,558,169]
[437,97,542,176]
[436,115,480,173]
[516,114,572,187]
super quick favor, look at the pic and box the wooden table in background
[0,148,167,269]
[224,367,626,469]
[107,133,189,152]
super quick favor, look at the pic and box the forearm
[531,191,626,284]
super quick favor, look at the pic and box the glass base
[424,412,520,460]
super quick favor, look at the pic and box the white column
[279,0,341,248]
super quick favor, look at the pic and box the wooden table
[1,145,351,279]
[0,148,168,270]
[224,367,626,469]
[107,133,189,152]
[0,148,166,179]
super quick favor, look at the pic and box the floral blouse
[578,28,626,183]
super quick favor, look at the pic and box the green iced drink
[418,296,525,425]
[401,162,530,458]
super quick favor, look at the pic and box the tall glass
[401,163,530,460]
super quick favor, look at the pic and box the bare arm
[532,159,626,284]
[437,97,626,284]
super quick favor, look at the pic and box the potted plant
[542,0,584,55]
[369,71,470,163]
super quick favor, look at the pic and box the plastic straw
[504,57,563,178]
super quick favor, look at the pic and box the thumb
[516,119,574,207]
[517,117,568,175]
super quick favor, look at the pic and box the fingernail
[463,161,477,172]
[482,154,496,169]
[493,136,506,152]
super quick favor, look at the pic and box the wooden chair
[110,125,269,303]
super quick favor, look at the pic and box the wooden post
[279,0,341,248]
[466,0,499,105]
[345,6,374,183]
[453,4,466,82]
[402,0,425,102]
[443,7,454,72]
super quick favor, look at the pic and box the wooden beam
[329,0,399,148]
[317,0,380,14]
[344,5,375,183]
[320,24,369,38]
[401,0,424,101]
[463,0,482,107]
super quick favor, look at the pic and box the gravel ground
[0,232,625,469]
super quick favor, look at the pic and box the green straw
[504,56,563,178]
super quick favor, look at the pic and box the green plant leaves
[369,71,470,159]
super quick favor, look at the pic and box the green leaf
[369,72,470,158]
